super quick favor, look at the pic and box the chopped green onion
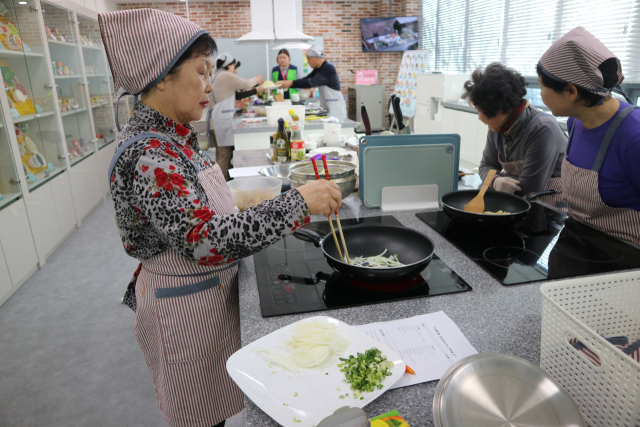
[338,348,394,395]
[293,417,301,423]
[339,395,344,399]
[294,392,298,397]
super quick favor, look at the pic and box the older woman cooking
[99,9,342,427]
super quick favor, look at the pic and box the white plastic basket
[540,271,640,427]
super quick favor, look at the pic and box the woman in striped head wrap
[100,9,342,427]
[537,26,640,244]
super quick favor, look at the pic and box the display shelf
[86,74,106,78]
[12,111,56,123]
[81,45,102,51]
[69,149,94,167]
[26,166,66,192]
[47,40,78,48]
[91,101,108,109]
[0,193,21,211]
[97,138,115,150]
[61,108,87,117]
[0,50,44,58]
[54,75,81,79]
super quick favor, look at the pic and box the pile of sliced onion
[254,321,351,373]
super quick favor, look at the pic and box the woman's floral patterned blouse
[110,101,310,266]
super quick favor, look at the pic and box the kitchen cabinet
[0,198,38,289]
[0,242,12,305]
[96,135,114,196]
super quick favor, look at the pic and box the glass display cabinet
[77,13,115,150]
[42,0,94,166]
[0,0,67,192]
[0,96,22,210]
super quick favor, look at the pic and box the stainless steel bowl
[259,164,291,186]
[289,160,356,182]
[288,160,357,199]
[433,353,586,427]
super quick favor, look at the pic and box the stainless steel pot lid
[433,353,586,427]
[289,160,356,181]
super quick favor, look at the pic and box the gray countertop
[233,114,357,134]
[237,177,578,427]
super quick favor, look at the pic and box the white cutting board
[226,316,406,427]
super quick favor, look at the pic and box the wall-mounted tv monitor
[361,16,419,52]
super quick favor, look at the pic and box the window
[421,0,640,80]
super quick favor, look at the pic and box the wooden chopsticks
[311,157,345,263]
[321,155,350,264]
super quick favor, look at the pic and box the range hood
[236,0,313,43]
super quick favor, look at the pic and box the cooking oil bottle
[274,118,290,162]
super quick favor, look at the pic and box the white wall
[95,0,117,13]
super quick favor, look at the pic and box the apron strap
[107,131,200,186]
[114,92,138,132]
[206,71,223,137]
[142,259,240,278]
[592,105,639,172]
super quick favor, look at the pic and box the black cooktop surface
[416,204,640,286]
[254,215,471,317]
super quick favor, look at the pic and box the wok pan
[441,189,557,229]
[294,224,435,282]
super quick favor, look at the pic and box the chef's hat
[538,26,624,96]
[99,8,208,95]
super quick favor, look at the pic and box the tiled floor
[0,198,245,427]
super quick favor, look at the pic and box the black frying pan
[441,189,557,229]
[294,224,435,282]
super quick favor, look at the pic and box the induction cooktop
[254,215,471,317]
[416,204,640,286]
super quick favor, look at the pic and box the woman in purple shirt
[537,26,640,244]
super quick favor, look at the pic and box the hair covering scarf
[538,26,624,98]
[306,44,324,58]
[215,52,234,71]
[99,8,208,95]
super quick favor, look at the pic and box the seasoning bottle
[289,114,305,161]
[272,131,278,161]
[274,118,290,162]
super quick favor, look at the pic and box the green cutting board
[362,143,458,208]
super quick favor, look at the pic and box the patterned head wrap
[306,45,324,58]
[99,9,208,95]
[215,52,235,71]
[538,27,624,97]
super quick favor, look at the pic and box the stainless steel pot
[288,160,357,199]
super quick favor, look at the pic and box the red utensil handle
[310,157,321,180]
[321,155,338,215]
[321,155,331,181]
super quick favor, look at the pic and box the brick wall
[117,0,422,127]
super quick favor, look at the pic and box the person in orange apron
[537,26,640,245]
[462,63,568,207]
[99,9,342,427]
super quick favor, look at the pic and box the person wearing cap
[277,45,347,121]
[99,9,343,427]
[272,48,298,100]
[537,26,640,244]
[208,52,266,180]
[463,63,567,206]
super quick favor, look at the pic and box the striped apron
[117,134,244,427]
[561,105,640,245]
[494,112,565,208]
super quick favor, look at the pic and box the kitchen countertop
[237,177,578,427]
[233,114,358,134]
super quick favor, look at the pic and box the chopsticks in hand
[311,158,344,263]
[321,155,351,264]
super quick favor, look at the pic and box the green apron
[273,68,299,99]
